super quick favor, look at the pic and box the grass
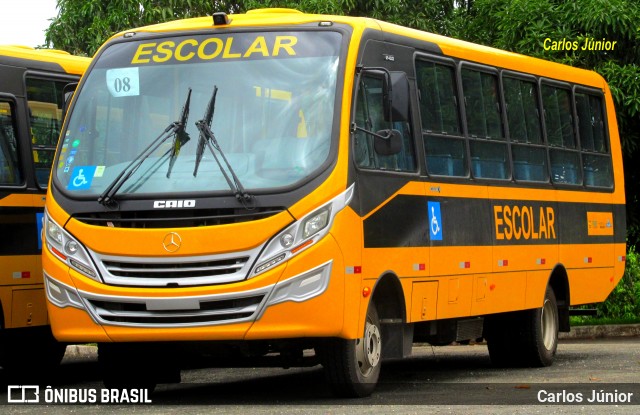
[570,316,640,326]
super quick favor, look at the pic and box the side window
[503,76,548,182]
[461,67,508,179]
[416,59,467,177]
[26,77,72,188]
[576,91,612,187]
[0,101,22,186]
[353,74,416,172]
[542,83,580,185]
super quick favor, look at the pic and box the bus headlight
[44,210,101,282]
[250,185,354,278]
[302,206,331,239]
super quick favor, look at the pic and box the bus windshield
[55,31,341,198]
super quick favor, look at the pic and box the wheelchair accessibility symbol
[68,166,96,190]
[428,201,443,241]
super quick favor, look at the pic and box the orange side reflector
[291,239,314,254]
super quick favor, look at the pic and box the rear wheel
[486,286,559,367]
[523,286,559,367]
[321,303,382,398]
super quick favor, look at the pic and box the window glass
[424,135,467,176]
[576,92,607,153]
[542,84,575,148]
[0,101,22,185]
[504,77,541,144]
[576,92,611,187]
[462,68,503,139]
[26,77,72,187]
[512,145,548,182]
[354,75,416,172]
[550,149,581,184]
[416,59,467,177]
[58,32,340,196]
[416,60,461,135]
[470,141,508,179]
[583,154,612,187]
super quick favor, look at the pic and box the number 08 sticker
[106,67,140,97]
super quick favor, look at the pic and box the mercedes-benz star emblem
[162,232,182,253]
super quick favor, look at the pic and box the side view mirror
[384,72,410,123]
[374,129,403,156]
[62,82,78,119]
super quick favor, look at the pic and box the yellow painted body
[1,46,90,330]
[43,9,625,345]
[0,45,90,75]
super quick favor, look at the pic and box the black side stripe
[363,195,625,248]
[0,207,42,256]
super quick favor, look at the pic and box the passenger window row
[415,56,612,188]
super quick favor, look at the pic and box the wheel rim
[541,298,558,350]
[355,318,381,378]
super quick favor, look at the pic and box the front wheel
[320,303,382,398]
[0,326,66,375]
[98,343,180,391]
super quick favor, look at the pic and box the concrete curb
[559,323,640,340]
[61,325,640,358]
[63,344,97,358]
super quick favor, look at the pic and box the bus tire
[486,287,558,368]
[0,326,66,374]
[98,343,161,392]
[521,286,559,367]
[485,313,518,367]
[321,303,382,398]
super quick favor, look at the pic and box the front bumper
[44,235,346,342]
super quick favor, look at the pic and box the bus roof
[0,45,90,75]
[103,8,605,89]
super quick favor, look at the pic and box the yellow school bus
[0,45,90,370]
[42,9,625,396]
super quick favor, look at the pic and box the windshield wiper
[193,86,216,177]
[97,88,192,207]
[194,86,252,205]
[166,88,192,178]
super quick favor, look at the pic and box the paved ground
[2,336,639,414]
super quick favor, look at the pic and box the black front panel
[0,206,42,255]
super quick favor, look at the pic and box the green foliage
[458,0,640,248]
[45,1,465,56]
[47,0,640,243]
[46,0,242,56]
[595,246,640,320]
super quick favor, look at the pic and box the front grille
[73,207,285,229]
[102,257,249,279]
[82,291,268,327]
[91,246,262,288]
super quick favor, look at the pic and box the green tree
[45,1,462,56]
[45,0,243,56]
[458,0,640,245]
[47,0,639,244]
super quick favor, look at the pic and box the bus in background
[0,45,90,371]
[41,9,625,396]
